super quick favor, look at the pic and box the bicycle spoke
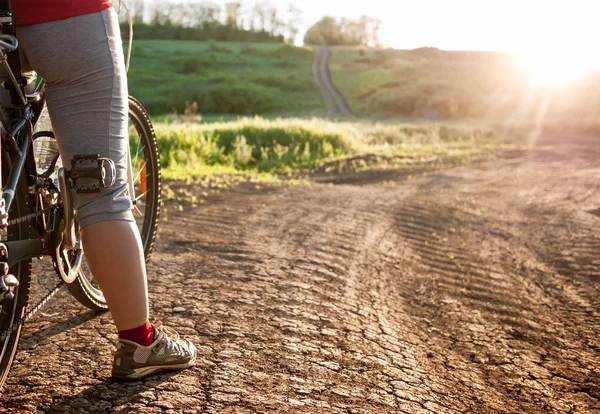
[135,189,149,202]
[133,160,148,184]
[135,144,146,162]
[133,130,142,162]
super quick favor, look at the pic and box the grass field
[328,47,520,119]
[329,47,600,133]
[150,116,519,180]
[125,40,534,182]
[128,39,600,135]
[127,40,324,116]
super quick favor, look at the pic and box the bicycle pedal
[69,154,116,194]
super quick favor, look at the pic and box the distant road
[313,47,355,118]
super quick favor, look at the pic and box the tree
[225,2,241,28]
[303,16,339,46]
[303,15,382,47]
[150,7,171,26]
[129,0,145,24]
[359,15,382,47]
[285,4,303,44]
[251,1,269,32]
[268,7,283,36]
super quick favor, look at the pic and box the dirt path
[313,48,355,118]
[1,134,599,413]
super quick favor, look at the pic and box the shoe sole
[112,353,197,380]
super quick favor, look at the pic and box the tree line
[122,1,381,47]
[122,0,302,43]
[304,16,382,47]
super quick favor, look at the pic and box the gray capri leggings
[1,8,133,228]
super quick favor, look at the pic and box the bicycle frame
[0,4,54,268]
[0,85,53,267]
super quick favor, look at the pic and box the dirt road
[1,133,599,413]
[313,48,355,118]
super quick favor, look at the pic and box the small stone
[221,387,246,394]
[296,389,311,395]
[210,392,240,403]
[332,389,351,398]
[173,307,186,313]
[318,361,341,371]
[151,401,174,410]
[288,398,305,407]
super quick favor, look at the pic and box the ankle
[118,321,154,346]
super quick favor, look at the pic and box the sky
[161,0,600,52]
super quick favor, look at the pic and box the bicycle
[0,7,161,387]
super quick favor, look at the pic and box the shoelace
[155,323,181,342]
[154,324,190,356]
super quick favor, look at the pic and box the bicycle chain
[7,204,54,226]
[0,203,65,344]
[0,280,64,343]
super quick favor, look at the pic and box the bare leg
[14,10,150,331]
[81,220,149,330]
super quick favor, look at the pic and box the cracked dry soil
[0,133,599,413]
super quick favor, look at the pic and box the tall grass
[150,117,513,179]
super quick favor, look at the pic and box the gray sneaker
[112,321,197,380]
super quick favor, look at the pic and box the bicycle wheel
[65,96,161,311]
[0,149,33,388]
[127,96,161,259]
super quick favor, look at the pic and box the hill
[127,40,324,116]
[329,47,600,132]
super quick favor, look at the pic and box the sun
[515,46,600,85]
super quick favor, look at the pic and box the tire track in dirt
[0,135,599,412]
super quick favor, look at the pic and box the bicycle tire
[0,149,33,389]
[127,95,161,260]
[65,96,161,311]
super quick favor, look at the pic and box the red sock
[118,321,154,346]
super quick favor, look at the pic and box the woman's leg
[14,9,195,380]
[80,221,149,329]
[16,9,149,330]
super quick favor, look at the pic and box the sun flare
[516,48,600,84]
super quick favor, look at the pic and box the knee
[75,182,134,229]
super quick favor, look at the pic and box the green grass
[151,116,519,180]
[329,47,600,130]
[127,40,325,116]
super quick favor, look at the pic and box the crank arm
[2,238,48,267]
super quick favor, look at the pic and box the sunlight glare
[516,47,600,84]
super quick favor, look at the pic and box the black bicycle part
[0,0,14,33]
[69,154,116,194]
[0,136,33,389]
[0,120,50,266]
[127,95,161,260]
[2,118,30,213]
